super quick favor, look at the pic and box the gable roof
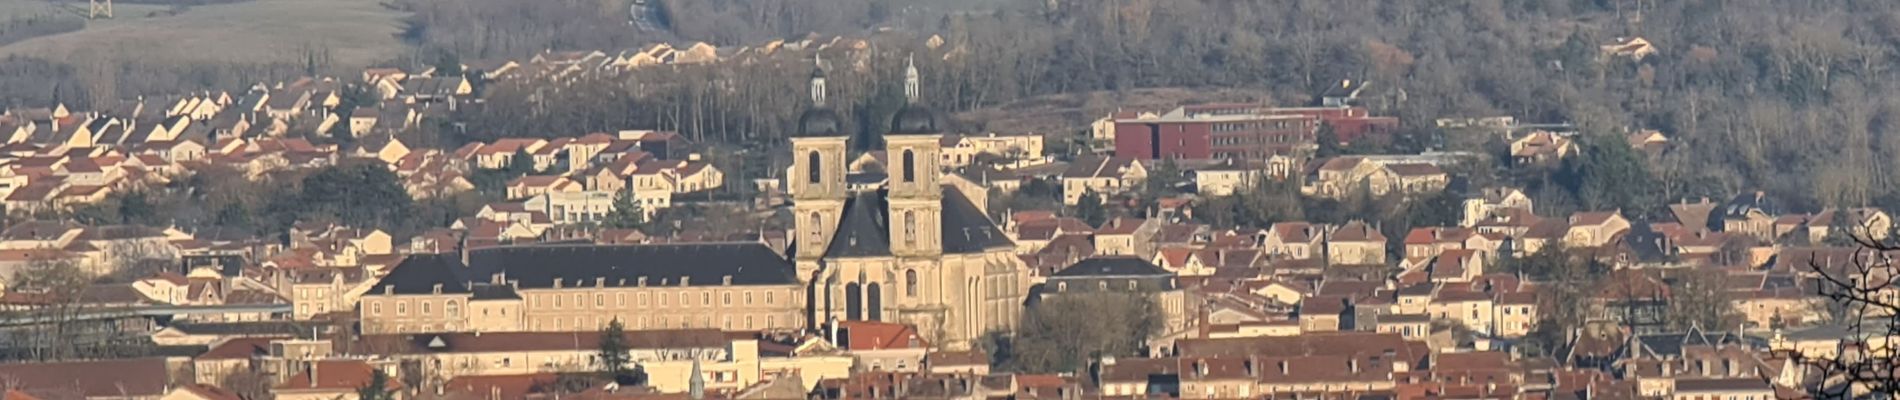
[836,321,928,351]
[0,358,171,398]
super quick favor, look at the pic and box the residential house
[1509,131,1577,166]
[1092,217,1158,258]
[1462,187,1533,227]
[1325,220,1387,266]
[1262,222,1326,260]
[833,321,930,373]
[1565,211,1633,249]
[1060,156,1145,205]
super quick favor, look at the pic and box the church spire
[904,53,920,104]
[810,54,828,107]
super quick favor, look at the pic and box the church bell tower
[791,55,849,266]
[885,55,944,258]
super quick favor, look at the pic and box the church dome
[888,105,941,135]
[796,108,845,137]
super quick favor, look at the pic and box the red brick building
[1113,104,1397,161]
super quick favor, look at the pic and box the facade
[359,243,804,334]
[1040,257,1188,335]
[788,57,1029,350]
[1112,104,1395,160]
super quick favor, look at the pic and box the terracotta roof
[442,373,560,400]
[0,358,172,398]
[276,360,397,391]
[175,384,243,400]
[837,321,928,351]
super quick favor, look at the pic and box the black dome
[888,105,942,135]
[796,108,845,137]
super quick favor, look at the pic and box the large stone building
[359,243,805,334]
[789,56,1028,350]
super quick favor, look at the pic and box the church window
[845,283,863,320]
[905,270,919,297]
[808,212,823,247]
[903,211,918,246]
[902,150,916,183]
[867,283,883,321]
[808,151,822,184]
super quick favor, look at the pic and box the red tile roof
[838,321,928,351]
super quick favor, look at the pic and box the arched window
[807,151,823,184]
[867,283,883,321]
[903,211,918,246]
[844,282,863,321]
[901,150,916,183]
[905,269,919,297]
[808,212,823,245]
[446,300,460,316]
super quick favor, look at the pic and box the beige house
[940,133,1043,168]
[1060,156,1146,205]
[1303,157,1448,199]
[1093,217,1158,258]
[1325,220,1386,266]
[1192,161,1267,196]
[1461,187,1533,227]
[1563,211,1632,248]
[1263,222,1326,260]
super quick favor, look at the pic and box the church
[790,56,1030,350]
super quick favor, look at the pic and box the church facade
[790,57,1029,349]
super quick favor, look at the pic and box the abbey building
[790,56,1029,349]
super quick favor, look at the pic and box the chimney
[1349,358,1360,374]
[1194,359,1208,378]
[1278,360,1289,374]
[307,361,318,388]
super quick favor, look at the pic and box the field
[0,0,407,68]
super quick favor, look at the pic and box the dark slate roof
[940,187,1012,253]
[371,243,797,295]
[168,321,320,336]
[821,186,1013,258]
[469,284,520,300]
[370,254,473,295]
[825,192,895,258]
[1053,257,1169,277]
[1630,328,1767,358]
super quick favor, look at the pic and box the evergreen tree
[598,318,633,379]
[1315,124,1342,158]
[1074,190,1106,227]
[357,369,398,400]
[508,149,536,175]
[604,190,646,229]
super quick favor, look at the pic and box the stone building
[789,55,1029,350]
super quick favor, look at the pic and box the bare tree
[1798,235,1900,397]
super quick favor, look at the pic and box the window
[903,211,917,246]
[1099,281,1108,290]
[901,149,916,182]
[746,316,754,329]
[808,212,823,247]
[905,270,919,297]
[372,302,383,315]
[744,292,753,304]
[1057,282,1068,292]
[723,292,732,305]
[446,300,460,316]
[554,295,563,308]
[766,291,775,304]
[639,293,649,306]
[702,292,711,305]
[421,301,432,314]
[616,293,625,306]
[681,292,690,306]
[596,294,604,307]
[397,301,408,315]
[767,316,775,327]
[574,294,583,308]
[1128,280,1139,290]
[807,151,822,184]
